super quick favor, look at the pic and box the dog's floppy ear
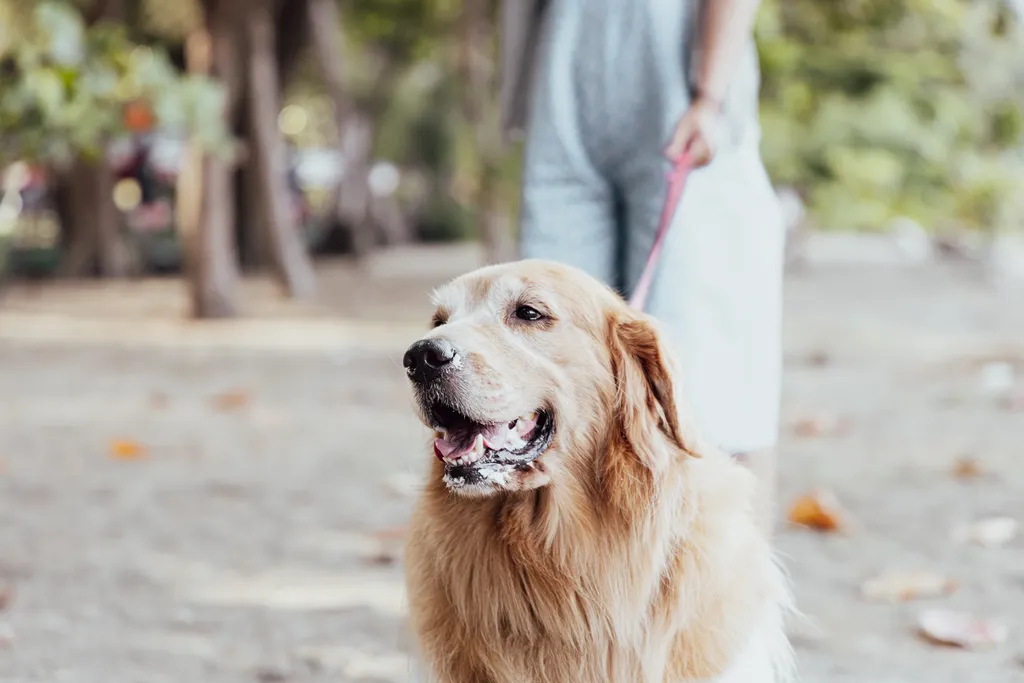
[608,312,698,468]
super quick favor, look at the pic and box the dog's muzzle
[404,338,458,385]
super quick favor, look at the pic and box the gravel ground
[0,245,1022,683]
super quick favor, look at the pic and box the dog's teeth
[519,412,536,422]
[472,434,485,456]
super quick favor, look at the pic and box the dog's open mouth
[429,403,554,488]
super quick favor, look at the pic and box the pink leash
[627,152,693,312]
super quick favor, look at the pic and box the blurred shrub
[757,0,1024,232]
[0,0,230,168]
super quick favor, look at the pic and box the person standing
[501,0,784,528]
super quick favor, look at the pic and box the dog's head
[403,259,697,497]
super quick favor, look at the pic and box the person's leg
[512,0,622,286]
[519,135,618,286]
[621,143,785,533]
[517,4,618,284]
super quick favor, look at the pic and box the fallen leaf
[791,413,851,438]
[212,389,251,412]
[917,609,1008,650]
[805,351,831,367]
[367,526,407,566]
[861,570,958,603]
[1000,389,1024,412]
[951,517,1018,547]
[952,456,983,479]
[109,439,146,460]
[787,489,845,532]
[254,665,288,683]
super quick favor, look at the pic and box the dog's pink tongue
[434,435,470,460]
[434,418,537,460]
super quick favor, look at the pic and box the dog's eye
[515,305,545,322]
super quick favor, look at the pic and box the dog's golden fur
[404,260,792,683]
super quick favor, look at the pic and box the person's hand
[664,96,723,167]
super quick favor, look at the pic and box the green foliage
[0,0,231,168]
[343,0,460,67]
[333,0,506,241]
[757,0,1024,232]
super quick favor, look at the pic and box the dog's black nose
[403,338,457,384]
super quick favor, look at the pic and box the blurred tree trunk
[460,0,514,263]
[58,0,132,278]
[237,137,267,269]
[306,0,376,259]
[277,0,310,86]
[237,0,311,271]
[83,0,125,24]
[246,0,316,298]
[234,74,267,271]
[177,1,243,318]
[58,157,131,277]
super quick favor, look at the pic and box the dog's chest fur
[405,462,786,683]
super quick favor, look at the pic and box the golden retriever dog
[402,260,792,683]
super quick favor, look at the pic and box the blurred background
[0,1,1022,682]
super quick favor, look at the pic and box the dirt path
[0,246,1022,683]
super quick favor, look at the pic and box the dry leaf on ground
[1001,389,1024,412]
[917,609,1008,650]
[109,439,146,460]
[212,389,251,412]
[791,413,851,438]
[951,517,1018,547]
[951,456,983,479]
[787,489,845,532]
[253,665,288,683]
[805,351,831,367]
[367,527,408,566]
[861,570,957,603]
